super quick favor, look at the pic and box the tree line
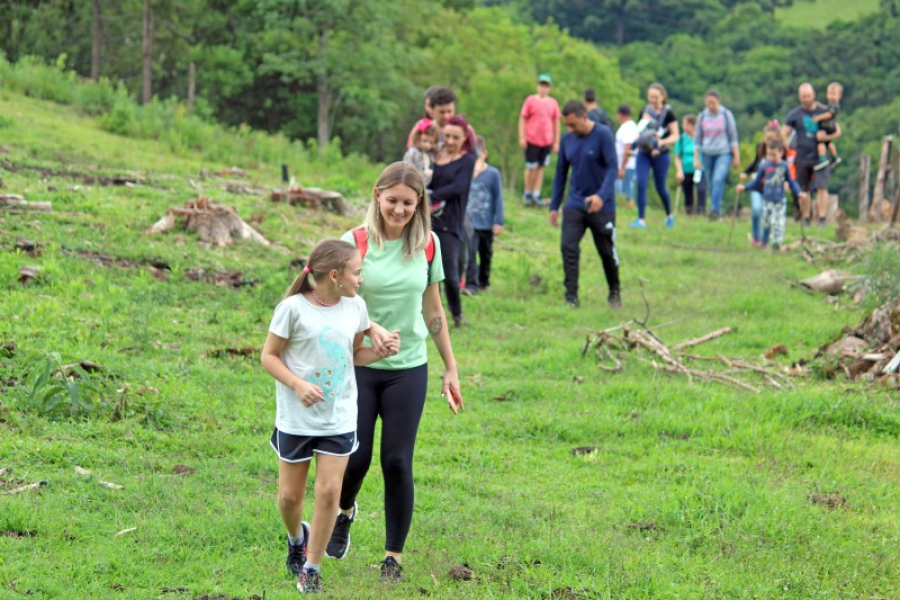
[2,1,899,204]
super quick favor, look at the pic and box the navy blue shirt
[745,160,800,203]
[550,122,617,215]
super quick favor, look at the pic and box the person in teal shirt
[674,114,706,215]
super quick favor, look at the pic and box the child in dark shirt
[813,82,843,171]
[737,140,806,251]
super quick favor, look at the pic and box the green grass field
[1,91,899,599]
[776,0,880,28]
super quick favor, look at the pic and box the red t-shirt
[520,95,560,148]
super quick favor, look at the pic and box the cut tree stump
[271,184,353,216]
[145,196,271,247]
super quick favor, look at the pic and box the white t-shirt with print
[615,120,639,170]
[268,294,369,436]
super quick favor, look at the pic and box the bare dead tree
[142,0,154,104]
[91,0,102,81]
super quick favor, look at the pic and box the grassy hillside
[1,90,899,599]
[775,0,880,28]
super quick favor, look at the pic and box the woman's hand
[676,169,684,183]
[368,323,397,357]
[441,367,464,414]
[293,380,325,407]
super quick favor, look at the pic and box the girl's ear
[328,269,341,285]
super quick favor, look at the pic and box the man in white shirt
[614,104,639,207]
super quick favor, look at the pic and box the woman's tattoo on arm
[429,317,443,336]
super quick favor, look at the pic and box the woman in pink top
[518,73,561,207]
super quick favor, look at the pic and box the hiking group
[261,75,844,594]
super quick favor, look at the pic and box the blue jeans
[703,153,732,214]
[636,151,672,219]
[615,167,636,200]
[749,190,763,241]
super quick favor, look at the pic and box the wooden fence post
[891,186,900,228]
[872,135,893,222]
[858,154,870,223]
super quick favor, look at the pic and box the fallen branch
[0,194,52,211]
[673,327,733,351]
[4,481,47,495]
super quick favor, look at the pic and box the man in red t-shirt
[518,73,561,207]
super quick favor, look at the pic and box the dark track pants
[561,206,620,300]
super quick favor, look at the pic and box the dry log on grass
[146,196,271,247]
[271,184,353,216]
[0,194,52,211]
[799,270,860,294]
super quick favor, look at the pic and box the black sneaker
[286,522,310,577]
[565,295,580,308]
[297,567,323,593]
[453,314,467,328]
[813,160,829,172]
[608,289,622,309]
[461,286,477,297]
[325,503,356,560]
[379,556,404,583]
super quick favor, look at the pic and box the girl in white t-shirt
[261,238,399,594]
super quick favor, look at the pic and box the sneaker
[565,295,580,308]
[760,242,769,250]
[804,219,811,227]
[608,289,622,309]
[772,243,781,252]
[708,211,720,221]
[813,159,829,172]
[830,156,842,169]
[628,218,646,229]
[453,314,467,328]
[286,522,310,577]
[461,286,477,297]
[818,218,826,228]
[751,238,761,248]
[298,567,323,593]
[665,215,675,229]
[379,556,404,583]
[325,503,356,560]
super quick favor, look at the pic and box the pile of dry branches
[785,227,900,265]
[812,297,900,386]
[582,323,792,393]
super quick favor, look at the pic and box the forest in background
[2,0,900,204]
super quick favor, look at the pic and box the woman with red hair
[429,114,477,328]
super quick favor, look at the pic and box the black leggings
[339,364,428,553]
[435,230,462,319]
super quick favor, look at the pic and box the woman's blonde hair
[362,162,431,259]
[284,239,358,298]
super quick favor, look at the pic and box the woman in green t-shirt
[326,162,464,583]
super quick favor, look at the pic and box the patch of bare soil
[810,492,848,511]
[185,269,257,289]
[0,159,143,186]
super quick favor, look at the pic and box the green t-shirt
[674,132,697,174]
[341,230,445,370]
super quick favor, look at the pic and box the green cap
[538,73,553,85]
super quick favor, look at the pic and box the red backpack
[351,226,436,280]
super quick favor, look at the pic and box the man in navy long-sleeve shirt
[549,100,621,308]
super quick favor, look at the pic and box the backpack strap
[351,226,368,260]
[353,225,436,281]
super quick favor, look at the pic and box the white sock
[288,529,304,546]
[304,561,320,572]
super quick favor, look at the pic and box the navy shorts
[525,143,552,169]
[270,428,358,463]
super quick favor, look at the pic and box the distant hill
[775,0,879,28]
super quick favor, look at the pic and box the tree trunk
[316,30,332,149]
[858,153,870,223]
[91,0,102,81]
[142,0,154,105]
[872,135,892,222]
[616,0,626,45]
[188,61,196,109]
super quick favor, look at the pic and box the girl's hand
[441,367,464,414]
[368,323,394,357]
[293,380,325,407]
[739,172,748,180]
[676,170,684,183]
